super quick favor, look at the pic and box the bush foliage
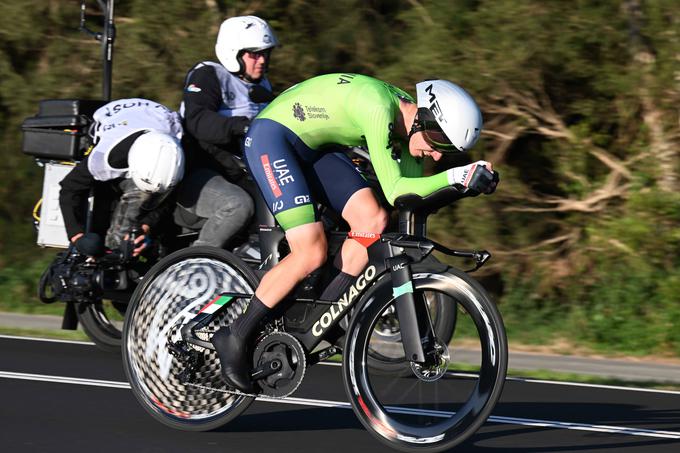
[1,0,678,355]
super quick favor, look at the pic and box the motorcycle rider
[175,15,279,247]
[211,74,499,392]
[59,98,185,256]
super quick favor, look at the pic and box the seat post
[398,209,413,235]
[398,208,428,237]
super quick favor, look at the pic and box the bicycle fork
[386,254,435,364]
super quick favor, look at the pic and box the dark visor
[417,108,460,152]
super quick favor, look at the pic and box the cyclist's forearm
[382,172,449,205]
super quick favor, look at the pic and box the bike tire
[122,246,260,431]
[78,301,125,353]
[343,266,507,452]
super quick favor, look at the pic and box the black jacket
[181,64,251,183]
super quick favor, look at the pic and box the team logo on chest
[293,103,306,121]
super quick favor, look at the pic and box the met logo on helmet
[424,84,446,123]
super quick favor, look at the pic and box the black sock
[231,296,271,339]
[320,271,356,302]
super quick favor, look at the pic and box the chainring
[253,332,306,398]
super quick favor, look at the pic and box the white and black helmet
[414,80,483,152]
[128,131,185,194]
[215,15,279,75]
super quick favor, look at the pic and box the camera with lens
[39,231,142,304]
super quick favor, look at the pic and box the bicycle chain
[183,381,289,399]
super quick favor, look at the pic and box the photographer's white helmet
[415,80,483,152]
[128,131,185,194]
[215,15,279,74]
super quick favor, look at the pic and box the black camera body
[40,248,133,304]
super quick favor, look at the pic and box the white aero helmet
[215,15,279,74]
[128,131,185,194]
[414,80,483,152]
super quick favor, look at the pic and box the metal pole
[101,0,115,100]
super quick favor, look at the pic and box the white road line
[0,334,95,346]
[504,376,680,395]
[3,334,680,395]
[0,371,129,389]
[1,371,680,440]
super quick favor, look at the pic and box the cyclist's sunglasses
[414,108,460,152]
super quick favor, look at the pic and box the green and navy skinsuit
[244,74,450,230]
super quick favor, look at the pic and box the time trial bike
[122,184,507,452]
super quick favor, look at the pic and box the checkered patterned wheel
[122,247,260,431]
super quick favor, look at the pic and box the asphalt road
[5,312,680,383]
[1,335,680,453]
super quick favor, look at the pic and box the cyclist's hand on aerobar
[447,161,500,196]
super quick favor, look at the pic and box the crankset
[252,331,306,398]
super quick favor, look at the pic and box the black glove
[232,116,251,136]
[448,161,500,196]
[468,167,499,195]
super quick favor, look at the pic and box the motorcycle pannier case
[21,99,106,161]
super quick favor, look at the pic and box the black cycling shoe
[211,326,254,393]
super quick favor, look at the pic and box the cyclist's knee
[350,205,389,234]
[287,223,327,273]
[298,235,327,272]
[373,207,389,233]
[307,241,328,270]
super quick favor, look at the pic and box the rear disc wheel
[123,246,260,431]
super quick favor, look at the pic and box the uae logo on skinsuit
[261,154,283,198]
[293,103,305,121]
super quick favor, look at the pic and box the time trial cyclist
[212,74,499,392]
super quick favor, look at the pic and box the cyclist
[212,74,499,392]
[59,98,184,257]
[175,15,279,247]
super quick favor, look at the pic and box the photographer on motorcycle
[175,15,279,247]
[59,98,185,257]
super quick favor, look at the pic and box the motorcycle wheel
[77,300,127,353]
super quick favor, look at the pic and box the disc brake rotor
[409,339,450,382]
